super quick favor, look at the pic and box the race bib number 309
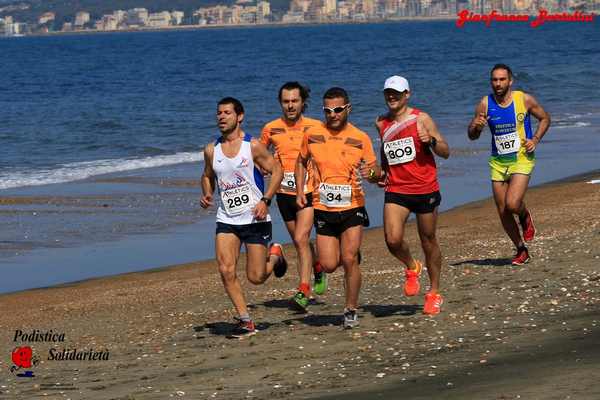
[319,183,351,208]
[384,137,416,165]
[221,184,253,215]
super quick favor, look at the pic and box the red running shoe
[511,246,530,266]
[404,260,423,297]
[423,292,443,315]
[519,209,536,242]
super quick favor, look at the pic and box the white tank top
[213,133,271,225]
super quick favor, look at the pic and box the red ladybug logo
[12,346,33,368]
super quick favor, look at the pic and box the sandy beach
[1,173,599,399]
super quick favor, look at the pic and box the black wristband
[260,197,271,206]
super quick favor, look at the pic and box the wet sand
[0,173,599,399]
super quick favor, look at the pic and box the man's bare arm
[419,112,450,159]
[468,96,488,140]
[200,144,216,209]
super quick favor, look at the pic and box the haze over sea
[1,21,599,293]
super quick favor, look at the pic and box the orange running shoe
[269,243,288,278]
[423,292,443,315]
[404,260,423,297]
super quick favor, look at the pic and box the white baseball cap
[383,76,410,92]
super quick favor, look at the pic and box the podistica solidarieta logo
[9,329,110,378]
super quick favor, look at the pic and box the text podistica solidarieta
[13,329,110,361]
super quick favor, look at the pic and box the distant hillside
[1,0,290,25]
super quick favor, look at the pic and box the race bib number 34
[221,184,252,215]
[384,137,416,165]
[494,131,521,155]
[319,183,351,208]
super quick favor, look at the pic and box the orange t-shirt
[260,116,320,195]
[300,122,376,212]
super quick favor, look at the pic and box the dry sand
[1,175,599,400]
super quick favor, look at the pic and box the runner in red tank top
[380,108,439,194]
[366,76,450,315]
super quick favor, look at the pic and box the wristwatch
[368,168,376,180]
[260,197,272,206]
[430,137,438,148]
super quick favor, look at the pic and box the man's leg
[245,243,274,284]
[215,233,245,315]
[505,173,530,217]
[383,203,418,269]
[293,206,315,290]
[416,210,442,293]
[492,181,524,248]
[339,225,363,310]
[282,219,299,273]
[316,234,341,273]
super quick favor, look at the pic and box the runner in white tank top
[213,133,271,225]
[200,97,287,338]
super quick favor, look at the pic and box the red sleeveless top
[378,109,439,194]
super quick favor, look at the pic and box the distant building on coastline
[171,11,185,25]
[38,12,55,25]
[146,11,172,27]
[127,8,149,26]
[193,2,271,25]
[95,15,119,31]
[2,15,28,36]
[113,10,127,25]
[74,11,90,28]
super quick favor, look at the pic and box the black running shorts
[276,193,313,222]
[384,191,441,214]
[216,222,272,246]
[314,207,369,237]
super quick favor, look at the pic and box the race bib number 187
[494,131,521,155]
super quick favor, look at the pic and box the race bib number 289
[221,184,252,215]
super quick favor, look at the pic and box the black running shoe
[228,318,257,339]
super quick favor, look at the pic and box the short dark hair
[217,97,244,115]
[323,87,350,104]
[278,81,310,112]
[491,63,513,79]
[279,82,310,102]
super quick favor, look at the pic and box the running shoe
[343,308,359,329]
[269,243,288,278]
[292,291,309,311]
[423,292,443,315]
[404,260,423,297]
[229,318,257,338]
[519,210,536,242]
[313,269,328,295]
[511,246,530,266]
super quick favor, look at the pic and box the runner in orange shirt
[260,82,324,311]
[295,87,381,328]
